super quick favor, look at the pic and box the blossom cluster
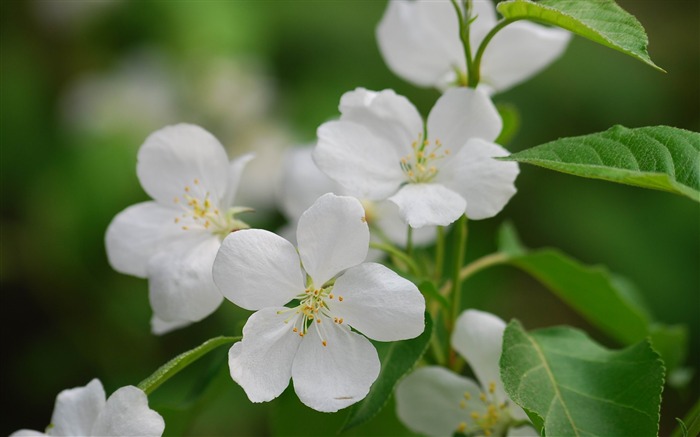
[13,0,571,435]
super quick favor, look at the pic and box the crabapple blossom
[277,146,436,250]
[314,87,519,228]
[10,379,164,437]
[213,193,425,412]
[377,0,571,93]
[395,310,535,437]
[105,123,253,334]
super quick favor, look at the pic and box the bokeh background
[1,1,698,435]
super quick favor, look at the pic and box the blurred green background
[1,1,698,435]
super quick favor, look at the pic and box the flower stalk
[138,336,240,395]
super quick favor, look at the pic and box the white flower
[213,193,426,412]
[277,146,437,250]
[314,87,519,228]
[105,123,253,334]
[395,310,535,437]
[376,0,571,93]
[10,379,164,437]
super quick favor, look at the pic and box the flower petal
[481,22,571,93]
[9,431,45,437]
[427,87,502,150]
[297,193,369,286]
[221,153,255,209]
[147,235,223,323]
[150,315,191,335]
[376,0,462,87]
[330,263,424,341]
[315,120,405,200]
[278,147,341,222]
[50,379,106,436]
[338,88,423,153]
[469,0,499,45]
[291,322,380,412]
[213,229,304,311]
[452,310,508,402]
[105,201,183,278]
[372,200,437,247]
[136,123,229,205]
[91,386,164,437]
[439,138,519,220]
[229,307,303,403]
[395,366,483,437]
[389,183,466,228]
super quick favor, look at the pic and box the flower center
[455,381,511,437]
[173,179,251,239]
[278,284,346,347]
[399,133,450,183]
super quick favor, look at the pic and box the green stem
[469,18,518,87]
[449,216,468,329]
[370,241,421,277]
[406,225,414,257]
[451,0,474,85]
[439,252,510,296]
[434,226,445,282]
[138,336,240,395]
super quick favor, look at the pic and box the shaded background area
[1,1,698,435]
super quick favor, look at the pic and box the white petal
[439,138,519,220]
[278,147,341,222]
[9,431,46,437]
[389,183,466,228]
[150,315,191,335]
[229,307,303,403]
[481,22,571,93]
[221,153,255,209]
[213,229,304,311]
[147,235,223,323]
[91,386,164,437]
[469,0,499,45]
[427,87,502,149]
[329,263,424,341]
[297,193,369,286]
[291,322,380,412]
[452,310,508,402]
[50,379,105,436]
[315,120,405,200]
[372,200,437,247]
[105,202,181,278]
[136,123,229,204]
[338,88,423,152]
[395,366,484,437]
[376,0,462,87]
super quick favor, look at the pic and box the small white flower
[213,193,426,412]
[314,87,519,228]
[105,123,253,334]
[10,379,164,437]
[395,310,535,437]
[277,146,437,249]
[376,0,571,93]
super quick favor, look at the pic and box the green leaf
[672,397,700,437]
[340,313,433,432]
[418,280,450,310]
[503,125,700,202]
[509,249,649,345]
[138,336,240,395]
[501,321,665,436]
[496,223,687,372]
[496,0,664,71]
